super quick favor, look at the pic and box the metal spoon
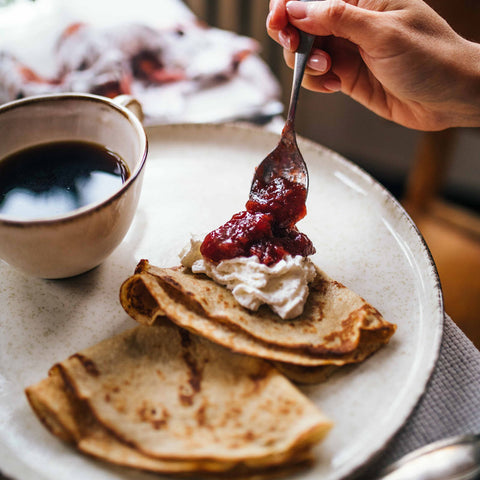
[249,0,316,197]
[374,433,480,480]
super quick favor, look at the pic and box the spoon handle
[285,0,317,129]
[374,433,480,480]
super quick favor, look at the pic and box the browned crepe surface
[119,260,396,368]
[26,322,332,476]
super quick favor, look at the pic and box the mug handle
[113,95,144,124]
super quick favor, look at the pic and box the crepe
[270,363,339,385]
[119,260,396,371]
[26,367,229,474]
[26,322,332,476]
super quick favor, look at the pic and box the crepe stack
[120,260,396,383]
[26,322,332,477]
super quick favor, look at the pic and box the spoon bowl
[250,0,315,198]
[250,121,308,194]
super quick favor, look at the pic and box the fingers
[267,0,288,30]
[268,1,384,54]
[307,50,330,73]
[283,47,341,93]
[303,72,342,93]
[283,46,331,75]
[267,0,300,51]
[285,0,383,48]
[268,0,377,94]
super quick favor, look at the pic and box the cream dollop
[180,236,316,319]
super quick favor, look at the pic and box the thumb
[286,0,384,48]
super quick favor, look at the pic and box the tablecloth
[355,313,480,478]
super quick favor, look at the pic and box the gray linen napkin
[355,313,480,478]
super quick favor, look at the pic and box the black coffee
[0,141,130,220]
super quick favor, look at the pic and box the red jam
[200,177,315,266]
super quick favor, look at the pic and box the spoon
[374,433,480,480]
[249,0,316,197]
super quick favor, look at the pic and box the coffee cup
[0,93,147,278]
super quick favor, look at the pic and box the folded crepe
[120,260,396,376]
[26,322,332,476]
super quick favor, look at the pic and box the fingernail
[286,1,307,19]
[266,11,273,29]
[278,30,292,50]
[308,54,328,72]
[324,78,341,92]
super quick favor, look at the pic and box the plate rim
[145,121,445,478]
[0,121,444,480]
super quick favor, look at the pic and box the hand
[267,0,480,131]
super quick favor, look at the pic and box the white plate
[0,123,443,480]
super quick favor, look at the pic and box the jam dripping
[200,177,315,266]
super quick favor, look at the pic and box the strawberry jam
[200,177,315,266]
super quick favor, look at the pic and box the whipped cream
[180,236,316,319]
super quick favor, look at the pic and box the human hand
[267,0,480,130]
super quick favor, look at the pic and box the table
[356,313,480,478]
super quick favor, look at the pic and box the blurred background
[184,0,480,348]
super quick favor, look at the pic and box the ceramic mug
[0,93,147,278]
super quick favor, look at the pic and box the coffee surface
[0,141,129,220]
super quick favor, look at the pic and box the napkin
[356,314,480,478]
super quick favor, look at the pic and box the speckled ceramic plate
[0,123,443,480]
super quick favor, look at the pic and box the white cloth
[0,0,282,124]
